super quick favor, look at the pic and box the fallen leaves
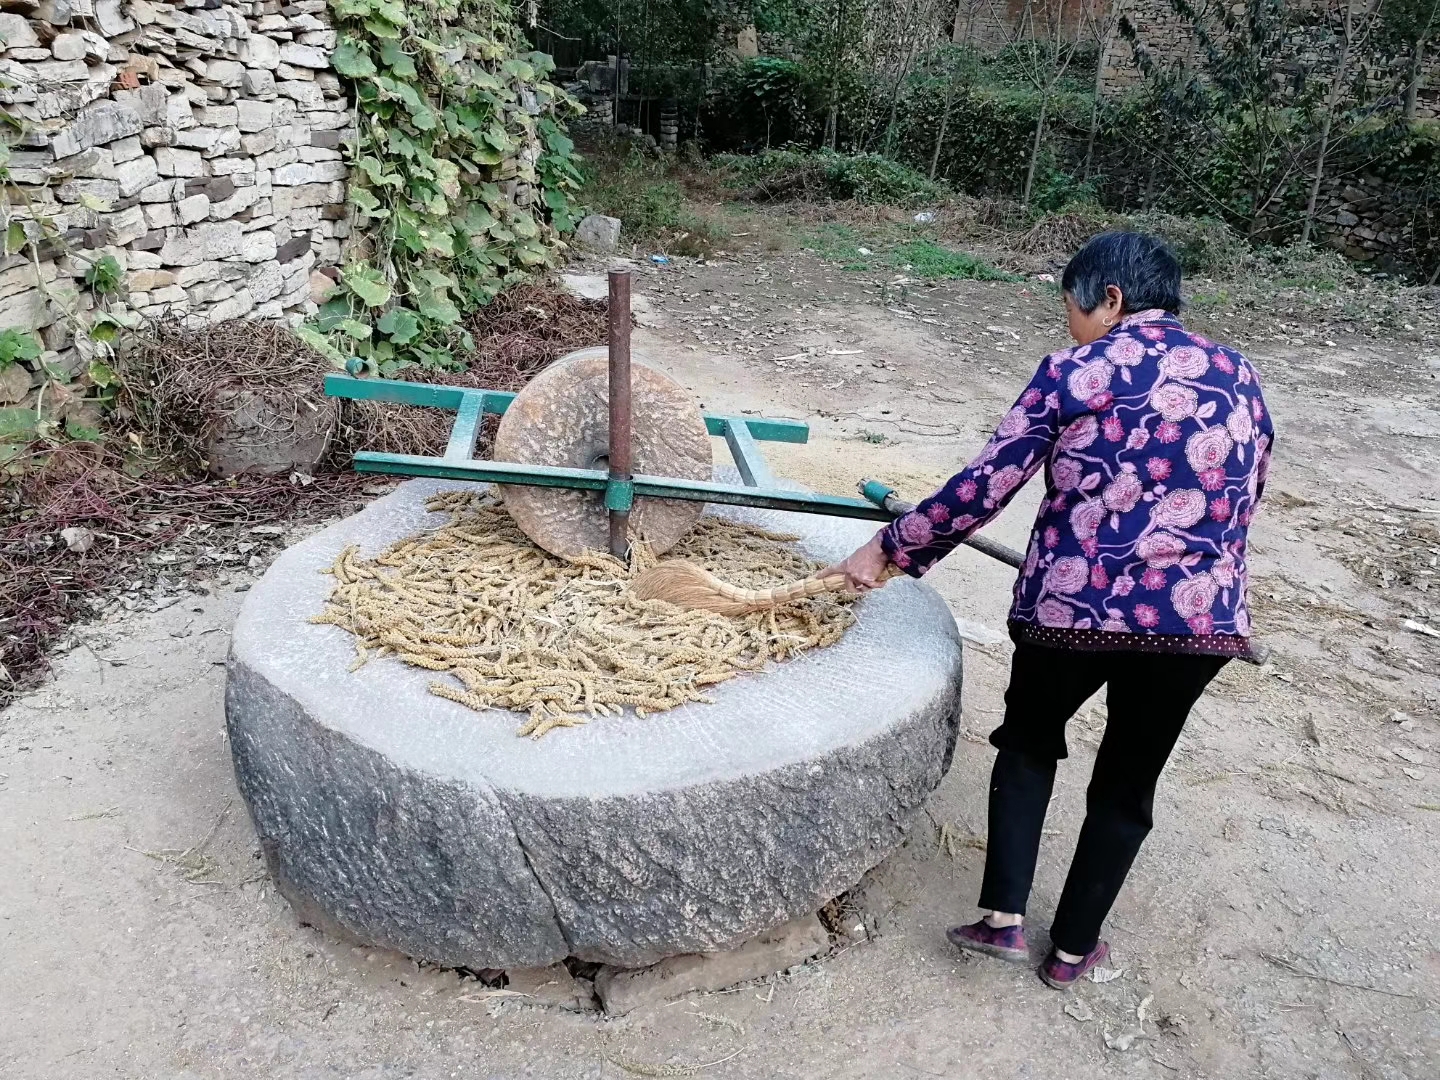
[60,526,95,553]
[1064,998,1094,1022]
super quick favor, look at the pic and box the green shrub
[0,328,41,370]
[1029,165,1102,214]
[724,149,947,206]
[704,57,819,151]
[1121,212,1251,277]
[578,140,724,248]
[803,228,1017,280]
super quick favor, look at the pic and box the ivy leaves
[341,264,391,308]
[318,0,583,374]
[331,38,375,78]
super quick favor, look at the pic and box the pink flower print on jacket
[986,465,1025,506]
[1045,556,1090,595]
[896,512,933,547]
[1171,572,1219,619]
[879,314,1273,642]
[1152,489,1207,529]
[1226,400,1253,444]
[1052,455,1085,491]
[1102,467,1143,513]
[1058,415,1099,451]
[1069,499,1106,540]
[1137,531,1187,568]
[1067,359,1113,402]
[1105,335,1146,366]
[1037,598,1075,627]
[1185,427,1234,474]
[997,406,1032,439]
[1151,383,1198,421]
[1211,552,1237,588]
[1161,345,1209,379]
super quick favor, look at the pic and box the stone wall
[1100,0,1440,118]
[0,0,350,385]
[1315,172,1428,267]
[1095,0,1198,94]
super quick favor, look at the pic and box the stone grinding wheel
[492,346,713,558]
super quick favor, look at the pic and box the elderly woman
[825,231,1273,988]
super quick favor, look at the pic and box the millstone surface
[492,347,712,557]
[226,474,964,969]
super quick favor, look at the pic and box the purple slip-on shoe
[1038,941,1111,989]
[946,919,1029,964]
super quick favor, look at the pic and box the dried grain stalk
[314,492,857,738]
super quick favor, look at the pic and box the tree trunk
[1084,20,1115,182]
[1405,32,1427,120]
[1023,87,1051,205]
[930,76,957,178]
[1302,10,1357,246]
[1300,107,1335,246]
[882,35,920,158]
[825,0,845,150]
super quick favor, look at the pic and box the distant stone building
[953,0,1438,116]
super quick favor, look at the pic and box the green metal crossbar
[324,372,900,522]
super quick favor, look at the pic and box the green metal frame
[325,373,897,522]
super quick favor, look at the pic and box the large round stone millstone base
[225,476,963,969]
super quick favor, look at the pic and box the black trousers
[978,640,1227,955]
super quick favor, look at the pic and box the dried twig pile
[314,491,856,738]
[119,317,332,472]
[0,441,369,703]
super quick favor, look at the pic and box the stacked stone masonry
[1098,1,1439,118]
[958,0,1440,119]
[0,0,351,379]
[956,0,1439,270]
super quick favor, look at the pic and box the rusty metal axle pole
[607,268,633,559]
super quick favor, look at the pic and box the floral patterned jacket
[879,311,1273,644]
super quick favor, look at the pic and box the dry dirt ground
[3,234,1439,1079]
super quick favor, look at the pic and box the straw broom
[631,560,903,615]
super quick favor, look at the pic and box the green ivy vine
[0,121,133,462]
[306,0,584,373]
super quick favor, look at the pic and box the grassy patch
[804,223,874,269]
[891,240,1019,281]
[721,149,949,207]
[804,228,1016,281]
[577,139,727,251]
[1188,289,1232,310]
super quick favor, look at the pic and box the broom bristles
[631,561,897,615]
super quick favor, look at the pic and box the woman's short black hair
[1061,231,1183,315]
